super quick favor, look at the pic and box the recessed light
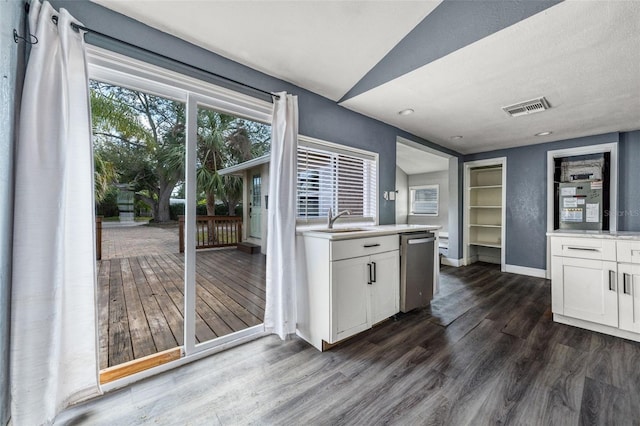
[535,131,553,136]
[398,108,414,116]
[450,136,463,140]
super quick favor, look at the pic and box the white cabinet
[368,251,400,324]
[617,241,640,333]
[549,234,640,342]
[331,256,370,341]
[617,263,640,333]
[299,234,399,351]
[551,256,618,327]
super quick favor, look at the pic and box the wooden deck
[97,249,266,369]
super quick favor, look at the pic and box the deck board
[99,248,266,368]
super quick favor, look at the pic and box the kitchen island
[296,224,440,351]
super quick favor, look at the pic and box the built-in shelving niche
[464,160,506,269]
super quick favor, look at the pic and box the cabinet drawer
[331,235,399,261]
[550,237,616,261]
[617,241,640,264]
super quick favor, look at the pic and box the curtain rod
[69,23,280,100]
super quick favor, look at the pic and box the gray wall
[51,0,460,226]
[0,1,25,423]
[407,170,449,232]
[618,131,640,231]
[395,167,408,224]
[463,131,637,270]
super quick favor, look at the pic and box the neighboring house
[218,154,270,253]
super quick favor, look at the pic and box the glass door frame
[183,93,269,356]
[87,46,272,380]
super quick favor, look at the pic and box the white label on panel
[577,198,586,205]
[561,187,577,196]
[563,198,578,208]
[586,203,599,223]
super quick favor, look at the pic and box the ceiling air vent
[502,97,550,117]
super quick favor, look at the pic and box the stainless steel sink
[313,227,369,233]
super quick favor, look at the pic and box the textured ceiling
[92,0,640,155]
[341,0,640,154]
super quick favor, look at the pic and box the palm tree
[196,109,235,215]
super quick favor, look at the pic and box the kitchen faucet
[327,208,351,229]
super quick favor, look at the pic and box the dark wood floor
[60,263,640,425]
[98,249,266,369]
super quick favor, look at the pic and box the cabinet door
[552,256,618,327]
[331,257,370,342]
[618,263,640,333]
[369,250,400,325]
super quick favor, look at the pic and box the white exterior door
[249,174,261,239]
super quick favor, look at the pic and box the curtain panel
[264,92,299,340]
[11,1,100,424]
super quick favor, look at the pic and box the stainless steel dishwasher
[400,232,435,313]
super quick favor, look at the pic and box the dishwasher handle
[407,237,435,245]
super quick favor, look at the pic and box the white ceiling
[92,0,440,102]
[396,141,449,175]
[341,0,640,154]
[93,0,640,155]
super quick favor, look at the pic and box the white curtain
[264,92,299,340]
[11,2,100,424]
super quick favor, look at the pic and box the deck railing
[179,215,243,253]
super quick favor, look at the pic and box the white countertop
[547,230,640,240]
[300,224,441,240]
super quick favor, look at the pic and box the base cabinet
[331,257,370,341]
[551,256,618,327]
[549,235,640,342]
[618,263,640,333]
[299,234,400,351]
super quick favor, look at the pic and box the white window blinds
[297,141,377,222]
[410,185,439,215]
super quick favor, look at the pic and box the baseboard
[441,257,463,267]
[554,314,640,343]
[504,264,547,278]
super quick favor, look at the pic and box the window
[297,137,377,222]
[410,185,439,215]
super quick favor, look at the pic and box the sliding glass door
[183,95,269,354]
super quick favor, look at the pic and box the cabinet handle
[566,247,600,252]
[364,243,381,248]
[367,263,373,285]
[609,270,616,292]
[623,273,632,295]
[372,261,377,283]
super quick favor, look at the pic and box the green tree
[90,81,185,222]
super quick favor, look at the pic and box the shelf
[469,205,502,209]
[470,240,502,249]
[469,185,502,189]
[470,224,501,228]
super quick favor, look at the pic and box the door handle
[371,261,377,283]
[623,273,632,295]
[367,263,372,285]
[609,270,616,292]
